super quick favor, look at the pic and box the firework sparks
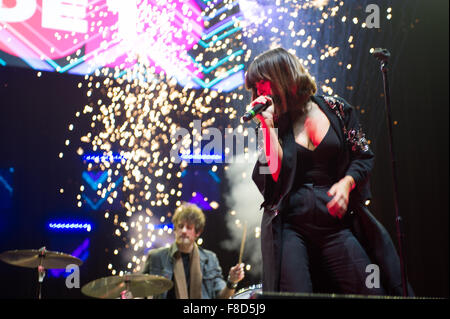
[60,0,394,277]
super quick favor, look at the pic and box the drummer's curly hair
[172,203,205,234]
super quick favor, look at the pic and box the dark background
[0,0,448,299]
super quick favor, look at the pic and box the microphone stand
[373,48,408,296]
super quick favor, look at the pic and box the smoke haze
[222,152,264,279]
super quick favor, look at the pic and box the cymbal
[81,274,173,299]
[0,249,83,269]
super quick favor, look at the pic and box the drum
[231,284,262,299]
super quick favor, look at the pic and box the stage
[0,0,448,301]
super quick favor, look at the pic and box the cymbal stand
[120,275,134,299]
[37,247,46,299]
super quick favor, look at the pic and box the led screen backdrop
[0,0,245,91]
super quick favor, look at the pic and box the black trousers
[279,185,386,295]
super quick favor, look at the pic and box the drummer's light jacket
[142,242,227,299]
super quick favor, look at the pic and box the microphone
[241,98,272,122]
[372,48,390,62]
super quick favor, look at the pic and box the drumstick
[238,221,247,265]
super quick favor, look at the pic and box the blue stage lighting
[48,222,93,232]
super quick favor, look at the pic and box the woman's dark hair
[245,47,317,116]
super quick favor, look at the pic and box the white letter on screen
[0,0,37,23]
[41,0,88,33]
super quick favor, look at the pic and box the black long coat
[252,95,414,296]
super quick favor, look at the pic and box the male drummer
[142,203,245,299]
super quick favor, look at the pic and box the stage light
[48,222,92,232]
[179,153,223,162]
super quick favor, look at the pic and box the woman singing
[246,47,413,296]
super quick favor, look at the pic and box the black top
[293,124,341,189]
[252,95,374,212]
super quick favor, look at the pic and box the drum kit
[231,284,262,299]
[0,221,255,299]
[0,246,173,299]
[80,273,172,299]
